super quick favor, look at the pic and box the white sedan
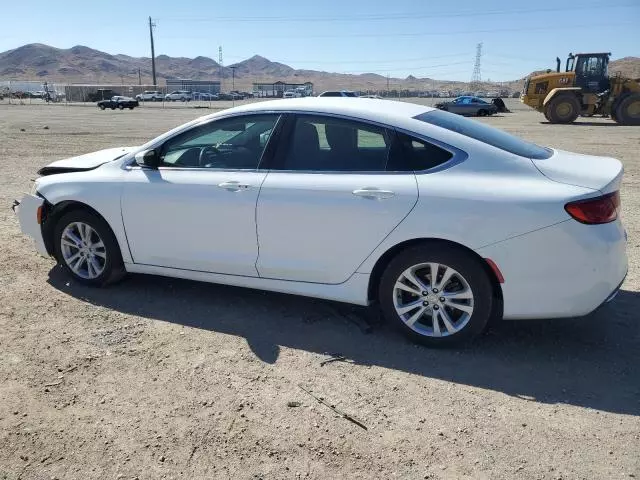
[15,98,628,346]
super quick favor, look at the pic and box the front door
[255,114,419,284]
[121,114,280,276]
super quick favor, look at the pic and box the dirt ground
[0,99,638,480]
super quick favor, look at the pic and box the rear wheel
[477,109,487,117]
[129,107,134,110]
[545,94,581,124]
[615,94,640,125]
[379,245,494,347]
[53,210,126,287]
[99,105,105,110]
[118,104,124,110]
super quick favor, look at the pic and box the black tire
[110,107,116,110]
[129,107,134,110]
[615,94,640,126]
[181,97,187,102]
[378,244,495,347]
[118,104,124,110]
[99,105,105,110]
[477,109,487,117]
[544,94,581,124]
[53,210,126,287]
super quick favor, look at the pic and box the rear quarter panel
[355,139,596,275]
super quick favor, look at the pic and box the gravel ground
[0,99,638,480]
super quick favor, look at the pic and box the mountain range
[1,43,638,92]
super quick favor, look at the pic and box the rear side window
[414,110,552,159]
[387,132,453,171]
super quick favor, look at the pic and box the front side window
[415,110,552,159]
[160,114,280,169]
[276,115,393,172]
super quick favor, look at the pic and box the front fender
[35,168,132,263]
[543,87,582,107]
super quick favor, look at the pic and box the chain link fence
[0,80,239,106]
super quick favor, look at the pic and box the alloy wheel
[60,222,107,280]
[393,262,474,337]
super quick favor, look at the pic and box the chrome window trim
[124,109,468,174]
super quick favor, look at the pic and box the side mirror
[134,149,160,169]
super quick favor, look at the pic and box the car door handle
[352,188,395,200]
[218,181,251,192]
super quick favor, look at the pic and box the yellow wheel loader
[521,53,640,125]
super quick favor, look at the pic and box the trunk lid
[531,149,623,194]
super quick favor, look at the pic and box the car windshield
[343,91,358,97]
[415,110,552,159]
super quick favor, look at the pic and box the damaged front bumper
[13,194,49,257]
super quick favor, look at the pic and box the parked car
[435,96,498,116]
[97,96,139,110]
[283,90,299,98]
[15,98,627,347]
[318,90,358,97]
[165,90,192,102]
[136,91,164,102]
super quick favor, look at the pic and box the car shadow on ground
[47,267,640,416]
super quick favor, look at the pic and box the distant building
[253,81,313,98]
[166,79,221,94]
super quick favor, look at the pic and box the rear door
[255,114,419,284]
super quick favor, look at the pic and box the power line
[158,2,637,23]
[226,53,472,66]
[262,21,636,39]
[338,61,472,75]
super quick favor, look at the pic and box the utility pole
[218,46,223,93]
[149,17,157,87]
[230,66,237,91]
[138,68,142,85]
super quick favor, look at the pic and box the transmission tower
[470,42,483,91]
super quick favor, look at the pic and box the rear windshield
[414,110,553,159]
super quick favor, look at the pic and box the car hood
[531,149,623,194]
[38,146,138,176]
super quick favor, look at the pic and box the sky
[2,0,639,81]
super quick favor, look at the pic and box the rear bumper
[13,194,49,257]
[477,219,628,320]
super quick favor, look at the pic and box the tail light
[565,191,620,224]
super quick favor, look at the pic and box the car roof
[202,98,433,125]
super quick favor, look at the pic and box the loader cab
[567,52,610,93]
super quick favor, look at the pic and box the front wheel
[53,210,126,287]
[544,94,580,124]
[379,245,495,347]
[99,105,105,110]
